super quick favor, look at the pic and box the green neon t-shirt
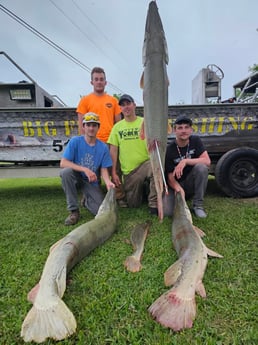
[108,117,149,175]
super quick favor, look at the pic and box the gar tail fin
[21,259,76,342]
[124,255,142,272]
[21,297,76,343]
[148,287,196,332]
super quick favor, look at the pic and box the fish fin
[21,297,76,343]
[206,247,223,258]
[27,283,40,303]
[140,72,144,89]
[124,255,142,272]
[195,281,206,298]
[149,287,196,331]
[193,226,206,237]
[139,121,145,140]
[164,260,182,286]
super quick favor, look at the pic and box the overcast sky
[0,0,257,107]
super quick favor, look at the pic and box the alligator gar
[149,192,222,331]
[140,0,169,220]
[124,220,151,272]
[21,188,117,343]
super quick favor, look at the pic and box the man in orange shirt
[77,67,125,205]
[76,67,121,142]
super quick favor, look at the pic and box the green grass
[0,177,257,345]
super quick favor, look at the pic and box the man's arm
[173,151,210,180]
[60,157,97,183]
[77,112,84,135]
[109,144,121,186]
[101,167,115,190]
[167,172,185,197]
[184,150,210,167]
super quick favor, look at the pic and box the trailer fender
[215,147,258,197]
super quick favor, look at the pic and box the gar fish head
[96,187,117,217]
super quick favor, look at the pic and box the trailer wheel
[215,147,258,197]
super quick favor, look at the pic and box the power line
[71,0,127,64]
[49,0,116,65]
[0,3,125,94]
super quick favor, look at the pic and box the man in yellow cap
[60,112,115,225]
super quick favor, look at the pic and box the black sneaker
[117,198,128,208]
[149,207,158,215]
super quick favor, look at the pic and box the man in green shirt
[107,94,157,214]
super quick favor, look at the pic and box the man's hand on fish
[111,172,122,187]
[106,182,115,190]
[174,186,185,199]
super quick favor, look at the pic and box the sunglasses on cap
[83,114,99,122]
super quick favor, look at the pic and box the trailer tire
[215,147,258,197]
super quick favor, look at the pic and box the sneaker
[193,207,207,218]
[117,198,128,208]
[149,207,158,215]
[65,210,80,226]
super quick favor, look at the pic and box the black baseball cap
[118,94,134,105]
[174,115,192,126]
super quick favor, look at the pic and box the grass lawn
[0,176,257,345]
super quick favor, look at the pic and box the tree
[113,93,121,101]
[248,64,258,73]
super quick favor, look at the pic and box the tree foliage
[248,63,258,73]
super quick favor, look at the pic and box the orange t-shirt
[76,93,121,142]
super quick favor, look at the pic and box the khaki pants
[123,160,157,208]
